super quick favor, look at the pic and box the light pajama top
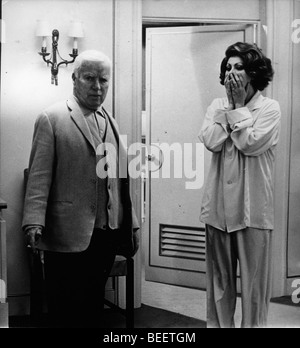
[198,91,281,232]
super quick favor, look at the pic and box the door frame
[143,17,261,43]
[142,19,260,291]
[113,0,143,308]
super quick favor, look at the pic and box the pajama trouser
[205,224,273,328]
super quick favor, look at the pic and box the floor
[141,268,300,328]
[8,269,300,329]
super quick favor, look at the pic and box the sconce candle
[73,38,78,50]
[42,37,46,49]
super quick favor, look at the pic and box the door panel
[145,24,255,288]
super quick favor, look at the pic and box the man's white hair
[73,50,112,77]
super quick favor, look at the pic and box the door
[145,24,256,288]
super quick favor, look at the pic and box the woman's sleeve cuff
[227,107,253,130]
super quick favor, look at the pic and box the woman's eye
[236,65,244,71]
[226,65,231,71]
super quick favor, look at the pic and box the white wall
[1,0,114,315]
[266,0,298,296]
[287,0,300,278]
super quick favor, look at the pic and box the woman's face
[225,56,251,88]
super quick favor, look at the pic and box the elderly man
[23,50,139,328]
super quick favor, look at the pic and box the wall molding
[113,0,142,308]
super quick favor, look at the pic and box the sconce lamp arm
[38,50,53,66]
[55,48,78,68]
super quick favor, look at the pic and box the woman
[199,42,281,328]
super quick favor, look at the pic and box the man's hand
[26,226,42,253]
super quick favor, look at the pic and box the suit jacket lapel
[67,98,95,150]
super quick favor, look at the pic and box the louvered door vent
[160,224,206,261]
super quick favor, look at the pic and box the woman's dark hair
[219,42,274,91]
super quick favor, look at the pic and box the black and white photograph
[0,0,299,336]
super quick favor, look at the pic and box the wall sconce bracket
[37,25,82,85]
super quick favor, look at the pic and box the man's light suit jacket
[22,97,139,256]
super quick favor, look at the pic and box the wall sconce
[36,20,84,85]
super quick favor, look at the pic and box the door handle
[147,154,155,161]
[147,147,164,171]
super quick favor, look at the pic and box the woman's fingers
[231,73,244,88]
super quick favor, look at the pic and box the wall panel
[287,0,300,277]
